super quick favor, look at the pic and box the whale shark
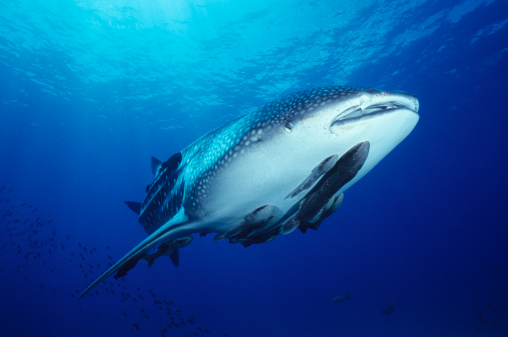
[78,86,419,299]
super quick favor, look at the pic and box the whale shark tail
[77,209,190,300]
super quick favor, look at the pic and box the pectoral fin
[285,154,339,199]
[169,248,179,267]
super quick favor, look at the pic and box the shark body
[79,86,419,299]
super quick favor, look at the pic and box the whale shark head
[278,87,419,145]
[272,87,419,187]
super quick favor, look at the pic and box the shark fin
[151,156,162,175]
[145,255,156,268]
[124,201,142,215]
[169,248,179,267]
[142,250,160,268]
[285,154,338,199]
[77,208,189,300]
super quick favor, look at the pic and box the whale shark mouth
[332,93,419,127]
[338,103,411,119]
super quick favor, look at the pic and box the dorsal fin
[124,201,141,215]
[151,156,162,175]
[140,152,183,235]
[161,152,182,172]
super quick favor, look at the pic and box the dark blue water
[1,0,507,336]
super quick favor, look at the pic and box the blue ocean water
[1,0,507,336]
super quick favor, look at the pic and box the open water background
[1,0,507,336]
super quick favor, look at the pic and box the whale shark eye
[284,121,294,133]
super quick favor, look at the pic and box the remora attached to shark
[78,86,419,299]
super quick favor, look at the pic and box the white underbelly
[199,108,418,227]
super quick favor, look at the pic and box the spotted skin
[139,152,183,234]
[180,86,391,222]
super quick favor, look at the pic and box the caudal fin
[77,209,189,300]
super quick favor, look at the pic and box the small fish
[382,302,394,315]
[332,294,350,303]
